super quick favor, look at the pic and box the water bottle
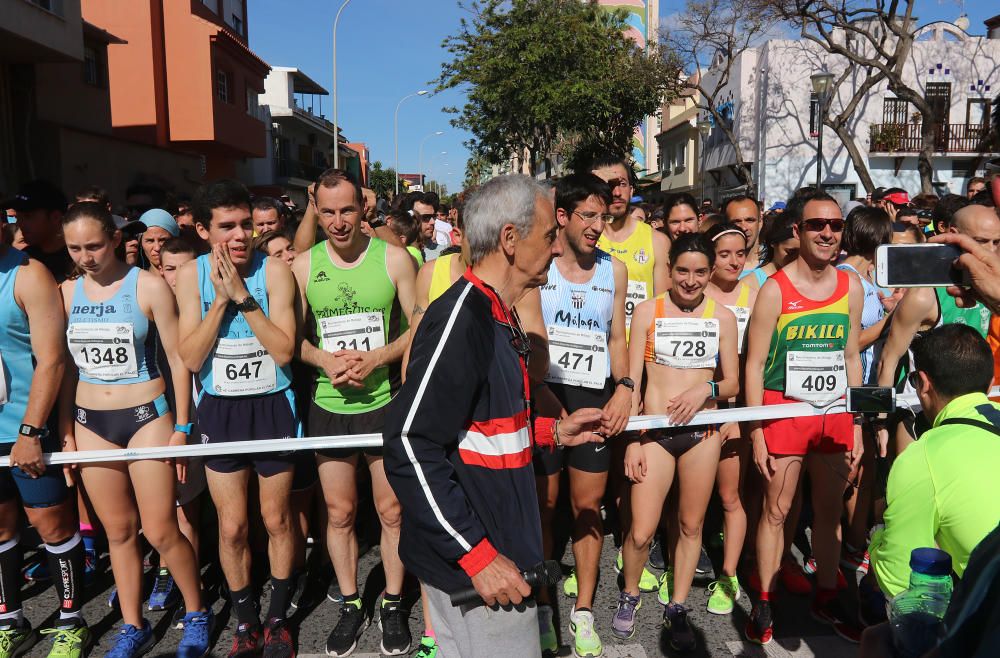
[889,548,954,658]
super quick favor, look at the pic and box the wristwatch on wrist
[19,423,45,439]
[234,296,261,313]
[368,213,387,229]
[616,377,635,391]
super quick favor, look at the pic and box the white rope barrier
[3,388,995,467]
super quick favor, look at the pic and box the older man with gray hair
[384,175,610,657]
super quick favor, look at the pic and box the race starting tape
[2,388,994,467]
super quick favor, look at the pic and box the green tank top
[935,287,990,337]
[306,238,404,414]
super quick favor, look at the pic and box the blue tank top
[837,263,885,385]
[0,249,34,443]
[540,249,616,382]
[67,267,159,385]
[196,251,291,397]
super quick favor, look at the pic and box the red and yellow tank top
[763,269,850,394]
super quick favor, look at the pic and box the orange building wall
[162,2,216,142]
[82,0,168,145]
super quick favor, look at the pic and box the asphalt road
[17,526,859,657]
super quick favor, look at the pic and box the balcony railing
[276,158,326,181]
[868,122,994,154]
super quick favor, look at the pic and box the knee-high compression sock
[44,533,85,624]
[0,536,24,627]
[267,577,294,622]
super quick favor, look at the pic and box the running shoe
[288,570,308,611]
[41,620,91,658]
[840,547,871,575]
[744,600,773,645]
[326,582,344,604]
[663,602,696,653]
[176,610,214,658]
[83,549,98,587]
[569,607,602,658]
[779,561,814,595]
[695,546,714,579]
[614,551,658,592]
[24,559,50,583]
[262,617,295,658]
[227,623,262,658]
[563,569,578,598]
[0,621,34,658]
[325,599,369,657]
[537,604,558,656]
[414,634,438,658]
[801,558,848,589]
[656,567,674,606]
[810,596,863,644]
[706,574,741,615]
[611,591,642,640]
[147,568,180,611]
[377,597,411,656]
[104,621,154,658]
[647,537,666,571]
[171,606,187,630]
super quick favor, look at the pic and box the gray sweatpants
[423,581,541,657]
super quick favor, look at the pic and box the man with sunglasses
[410,192,447,261]
[744,192,865,644]
[876,203,998,452]
[589,156,670,333]
[533,173,632,657]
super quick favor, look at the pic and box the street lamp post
[332,0,352,170]
[810,72,835,190]
[418,130,444,187]
[394,90,429,195]
[697,119,712,204]
[427,151,447,192]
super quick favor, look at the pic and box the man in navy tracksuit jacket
[383,175,607,657]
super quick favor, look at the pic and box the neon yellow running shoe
[41,623,91,658]
[0,623,33,658]
[569,607,603,657]
[538,604,558,656]
[615,550,658,593]
[706,574,741,615]
[657,567,674,606]
[564,569,578,598]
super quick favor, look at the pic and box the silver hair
[464,174,549,265]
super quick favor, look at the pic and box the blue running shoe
[24,559,50,583]
[147,569,179,611]
[83,549,97,587]
[104,621,154,658]
[176,609,214,658]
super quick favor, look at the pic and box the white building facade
[695,18,1000,208]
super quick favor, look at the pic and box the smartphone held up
[874,243,972,288]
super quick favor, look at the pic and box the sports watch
[616,377,635,391]
[234,296,261,313]
[18,423,46,438]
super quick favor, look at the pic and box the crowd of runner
[0,162,998,658]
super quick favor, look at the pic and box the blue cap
[909,547,952,576]
[137,208,179,237]
[768,201,787,211]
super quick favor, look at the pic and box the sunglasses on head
[800,217,845,233]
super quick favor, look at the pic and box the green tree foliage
[439,0,682,178]
[368,161,397,198]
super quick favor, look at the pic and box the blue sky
[247,0,995,193]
